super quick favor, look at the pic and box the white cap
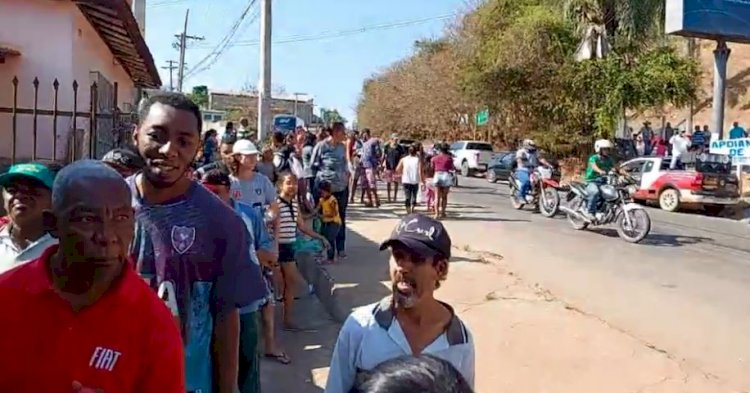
[232,139,259,155]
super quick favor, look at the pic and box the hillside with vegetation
[356,0,708,157]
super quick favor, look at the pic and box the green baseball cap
[0,162,55,190]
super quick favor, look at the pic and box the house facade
[207,90,316,127]
[0,0,160,164]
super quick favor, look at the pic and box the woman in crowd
[395,144,422,214]
[256,145,278,183]
[431,143,455,219]
[310,122,350,258]
[202,129,218,166]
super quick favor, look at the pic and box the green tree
[187,85,209,108]
[320,108,348,125]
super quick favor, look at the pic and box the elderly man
[325,214,475,393]
[0,162,58,273]
[0,160,185,392]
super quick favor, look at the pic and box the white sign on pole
[710,138,749,157]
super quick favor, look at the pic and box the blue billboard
[666,0,750,43]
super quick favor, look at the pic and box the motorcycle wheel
[538,187,560,218]
[566,196,589,230]
[616,208,651,243]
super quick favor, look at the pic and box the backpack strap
[371,296,468,346]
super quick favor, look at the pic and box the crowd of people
[0,92,475,393]
[630,120,747,168]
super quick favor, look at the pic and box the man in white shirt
[0,162,58,273]
[669,130,691,169]
[324,214,475,393]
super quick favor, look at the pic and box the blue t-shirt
[127,177,266,393]
[230,173,277,208]
[729,126,747,139]
[310,139,349,193]
[361,139,381,169]
[234,200,273,314]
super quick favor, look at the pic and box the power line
[193,13,458,49]
[148,0,188,8]
[184,0,259,78]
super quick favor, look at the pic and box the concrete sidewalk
[261,201,733,393]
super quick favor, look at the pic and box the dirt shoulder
[262,204,733,392]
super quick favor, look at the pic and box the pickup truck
[620,155,740,214]
[449,140,495,177]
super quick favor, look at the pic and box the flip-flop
[264,352,291,365]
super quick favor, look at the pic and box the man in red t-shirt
[0,160,185,393]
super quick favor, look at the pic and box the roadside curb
[295,251,349,323]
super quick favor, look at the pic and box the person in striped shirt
[276,172,329,330]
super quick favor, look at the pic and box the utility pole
[175,9,204,93]
[162,60,178,91]
[258,0,272,141]
[293,92,305,119]
[686,38,696,134]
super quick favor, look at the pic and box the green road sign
[476,109,489,126]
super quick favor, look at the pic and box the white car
[449,140,496,177]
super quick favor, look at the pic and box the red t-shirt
[0,246,185,393]
[431,154,455,172]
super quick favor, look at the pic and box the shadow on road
[590,227,714,247]
[262,215,393,393]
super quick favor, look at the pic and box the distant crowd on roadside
[629,120,748,169]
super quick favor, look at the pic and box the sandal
[264,352,291,365]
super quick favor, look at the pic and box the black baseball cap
[101,148,145,171]
[379,214,452,259]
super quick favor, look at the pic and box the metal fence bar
[0,76,135,164]
[89,82,98,159]
[52,79,59,162]
[11,77,18,164]
[72,80,79,160]
[32,77,39,161]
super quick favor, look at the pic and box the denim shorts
[433,171,453,188]
[278,243,296,263]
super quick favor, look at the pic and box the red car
[620,155,740,214]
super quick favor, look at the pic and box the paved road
[444,175,750,390]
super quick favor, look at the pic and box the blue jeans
[515,169,531,199]
[332,188,348,254]
[586,178,606,214]
[321,222,341,260]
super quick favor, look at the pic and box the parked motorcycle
[509,166,561,217]
[560,172,651,243]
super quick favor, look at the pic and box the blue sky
[144,0,470,123]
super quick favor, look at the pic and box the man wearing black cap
[324,214,475,393]
[102,147,146,177]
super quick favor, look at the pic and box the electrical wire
[184,0,259,78]
[193,13,458,49]
[148,0,188,9]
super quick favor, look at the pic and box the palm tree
[564,0,665,55]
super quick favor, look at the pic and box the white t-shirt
[400,156,421,185]
[670,135,690,156]
[0,226,58,274]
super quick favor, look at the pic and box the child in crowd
[422,149,436,211]
[277,173,330,330]
[317,181,342,264]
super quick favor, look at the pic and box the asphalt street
[444,175,750,390]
